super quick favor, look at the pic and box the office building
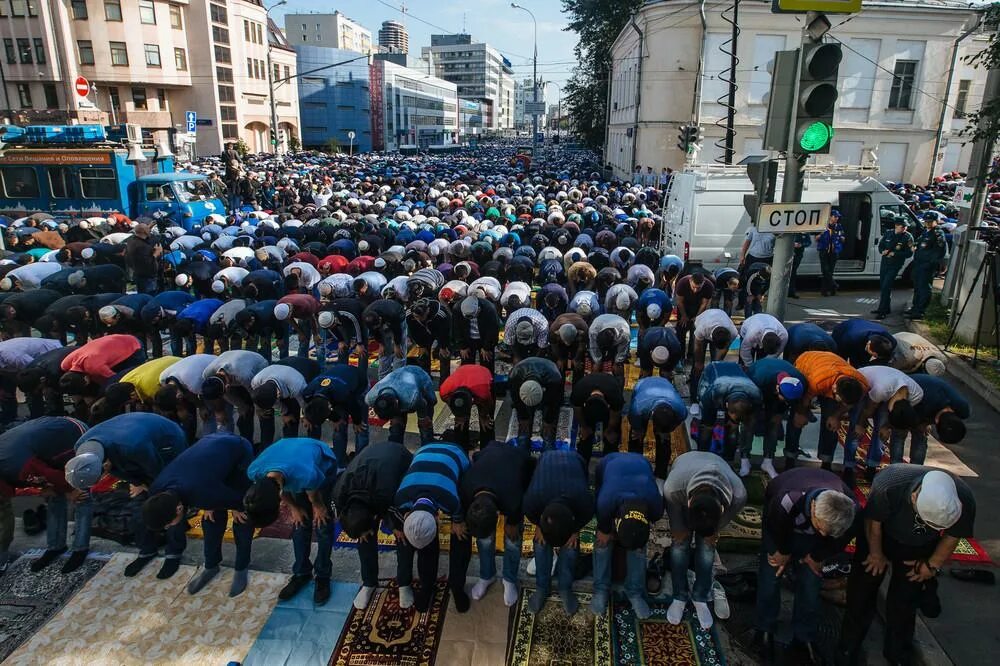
[284,12,372,54]
[378,19,407,54]
[421,33,514,130]
[295,45,371,152]
[372,57,458,150]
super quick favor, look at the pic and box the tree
[961,4,1000,148]
[234,138,249,158]
[562,0,643,152]
[287,134,301,152]
[325,137,341,154]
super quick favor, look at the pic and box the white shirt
[500,281,532,308]
[441,279,469,299]
[251,364,309,405]
[859,366,925,405]
[209,299,247,326]
[891,332,947,374]
[202,350,269,389]
[738,313,788,366]
[588,313,631,363]
[160,354,216,393]
[283,262,321,290]
[468,277,501,302]
[8,262,63,289]
[222,247,255,262]
[0,337,61,370]
[694,308,739,344]
[213,267,249,286]
[319,274,354,299]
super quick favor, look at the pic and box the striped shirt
[393,443,470,521]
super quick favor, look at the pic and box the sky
[274,0,578,105]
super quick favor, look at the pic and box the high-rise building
[421,34,514,130]
[284,12,372,54]
[0,0,300,156]
[378,20,408,54]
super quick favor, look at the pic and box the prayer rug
[850,482,994,565]
[5,553,286,666]
[610,594,726,666]
[506,589,612,666]
[329,579,449,666]
[618,419,691,462]
[0,550,109,662]
[717,471,768,553]
[186,509,259,542]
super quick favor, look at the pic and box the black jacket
[459,441,534,525]
[333,441,413,519]
[124,236,157,278]
[452,297,501,348]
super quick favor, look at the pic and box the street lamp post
[265,0,287,156]
[511,3,537,156]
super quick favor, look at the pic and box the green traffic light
[799,121,833,152]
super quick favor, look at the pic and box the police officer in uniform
[906,212,947,321]
[873,215,914,320]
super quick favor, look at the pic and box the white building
[284,12,373,54]
[372,58,458,151]
[421,34,515,130]
[606,0,987,184]
[0,0,299,156]
[378,20,408,54]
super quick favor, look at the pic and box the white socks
[693,601,714,629]
[739,457,751,477]
[471,577,494,601]
[398,585,414,609]
[761,457,778,479]
[503,580,519,607]
[354,586,376,610]
[667,599,686,625]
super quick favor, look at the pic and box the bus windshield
[173,179,214,203]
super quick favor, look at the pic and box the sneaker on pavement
[712,581,731,619]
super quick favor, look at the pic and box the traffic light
[795,41,842,154]
[677,123,701,153]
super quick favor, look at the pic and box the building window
[16,38,31,64]
[218,84,234,102]
[888,60,917,110]
[77,39,94,65]
[33,37,44,64]
[169,3,181,28]
[157,87,166,109]
[3,39,13,65]
[301,35,306,42]
[49,166,73,198]
[272,63,279,81]
[1,166,39,197]
[109,86,120,109]
[246,57,253,79]
[80,168,116,199]
[174,47,186,70]
[212,26,229,45]
[110,41,127,66]
[216,66,232,82]
[209,2,226,24]
[284,65,290,80]
[16,83,31,108]
[955,79,971,119]
[257,23,263,44]
[9,0,24,16]
[138,0,154,24]
[220,105,236,121]
[26,0,35,16]
[214,45,230,63]
[244,19,250,42]
[104,0,121,21]
[43,82,57,109]
[71,0,87,19]
[131,87,147,110]
[144,44,160,67]
[222,123,237,139]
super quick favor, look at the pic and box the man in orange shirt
[785,351,869,484]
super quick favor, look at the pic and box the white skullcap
[211,280,225,294]
[646,304,662,320]
[175,273,190,287]
[519,379,543,407]
[318,311,335,329]
[80,247,95,260]
[576,300,592,316]
[651,345,671,365]
[318,281,333,297]
[273,302,291,321]
[0,278,11,291]
[925,358,946,377]
[98,306,119,325]
[403,509,437,550]
[915,470,962,530]
[615,292,631,311]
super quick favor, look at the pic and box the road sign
[524,101,546,116]
[956,186,974,209]
[772,0,860,13]
[347,131,356,140]
[185,111,197,134]
[757,201,831,233]
[74,76,90,97]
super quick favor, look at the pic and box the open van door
[836,191,872,272]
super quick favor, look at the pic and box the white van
[660,164,921,280]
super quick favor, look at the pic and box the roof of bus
[136,173,206,182]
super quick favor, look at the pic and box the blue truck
[0,124,225,230]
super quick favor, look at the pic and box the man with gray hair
[755,467,859,665]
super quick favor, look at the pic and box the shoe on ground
[278,574,312,601]
[29,547,67,572]
[313,577,331,606]
[123,555,155,578]
[712,581,731,619]
[414,587,432,613]
[452,587,471,613]
[186,566,220,595]
[229,569,249,597]
[156,558,181,580]
[471,577,494,601]
[919,578,941,618]
[61,549,88,574]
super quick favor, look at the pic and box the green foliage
[234,138,249,158]
[325,137,341,154]
[561,0,644,152]
[287,134,301,152]
[961,4,1000,146]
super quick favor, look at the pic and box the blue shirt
[746,358,806,413]
[393,442,469,520]
[176,299,224,333]
[638,327,682,371]
[302,364,368,415]
[784,323,837,361]
[832,319,896,368]
[149,433,253,510]
[637,287,672,313]
[76,413,187,486]
[595,453,663,534]
[140,291,195,325]
[698,362,763,414]
[366,365,436,412]
[628,376,688,424]
[247,437,338,494]
[911,375,970,420]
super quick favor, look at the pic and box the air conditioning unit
[125,123,143,143]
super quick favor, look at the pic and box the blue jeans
[478,523,523,584]
[533,541,577,595]
[377,326,408,381]
[593,542,646,599]
[135,277,157,295]
[290,478,336,579]
[332,412,370,463]
[46,493,93,552]
[670,533,716,603]
[890,427,928,464]
[844,401,886,470]
[201,511,253,570]
[755,530,823,642]
[137,518,188,559]
[790,397,842,464]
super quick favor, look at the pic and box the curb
[904,320,1000,416]
[876,588,954,666]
